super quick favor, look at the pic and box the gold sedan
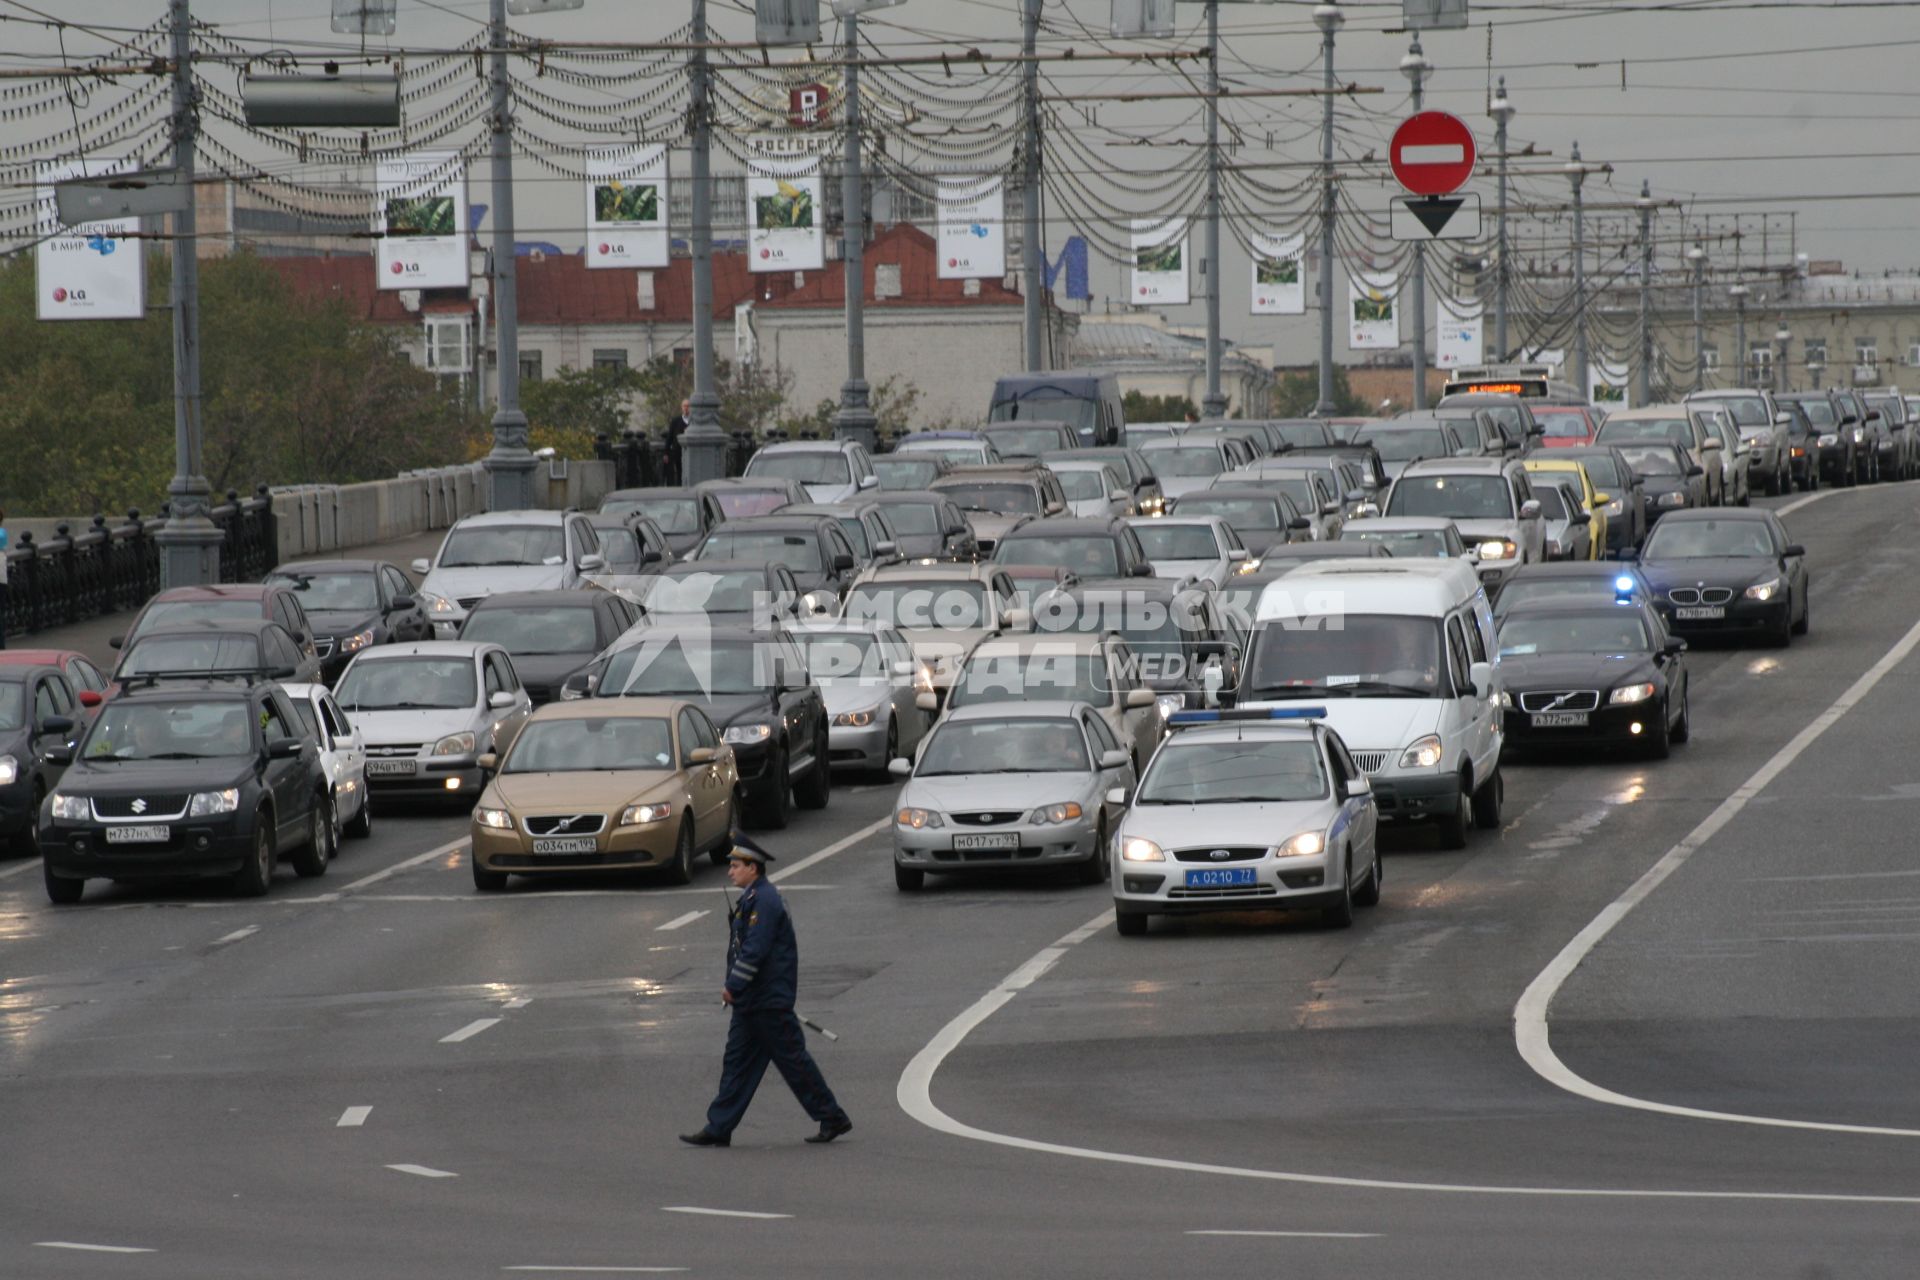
[469,698,738,891]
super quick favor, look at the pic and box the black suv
[39,677,335,903]
[993,516,1155,583]
[585,625,830,830]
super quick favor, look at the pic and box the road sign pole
[1401,38,1431,411]
[683,0,728,485]
[1202,0,1225,418]
[1489,78,1514,361]
[1022,0,1044,372]
[482,0,538,512]
[1313,3,1342,418]
[1637,180,1655,405]
[833,8,878,452]
[1569,141,1589,401]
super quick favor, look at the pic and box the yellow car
[469,698,738,891]
[1523,457,1607,560]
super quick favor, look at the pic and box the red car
[0,649,112,716]
[1531,404,1601,448]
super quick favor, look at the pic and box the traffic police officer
[681,834,852,1147]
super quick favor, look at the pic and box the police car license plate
[952,834,1018,851]
[366,759,417,776]
[1530,712,1589,728]
[1674,606,1724,620]
[531,837,597,855]
[105,825,169,844]
[1185,867,1257,888]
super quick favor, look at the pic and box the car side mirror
[488,690,518,709]
[1131,563,1153,577]
[411,558,431,575]
[1662,638,1687,657]
[562,672,593,697]
[269,737,304,759]
[1345,490,1367,504]
[1701,438,1723,451]
[859,474,880,489]
[891,659,917,677]
[687,746,717,765]
[875,541,898,559]
[1345,773,1372,796]
[1105,785,1131,806]
[78,690,103,709]
[945,525,970,539]
[1570,511,1591,525]
[1358,502,1381,518]
[888,757,913,778]
[1783,543,1806,558]
[1098,749,1130,769]
[832,553,856,573]
[477,752,498,772]
[1592,492,1611,506]
[578,553,607,572]
[1125,688,1156,709]
[389,595,416,611]
[1520,500,1542,520]
[38,715,75,737]
[1867,410,1883,423]
[271,666,298,680]
[45,744,73,765]
[109,634,124,650]
[915,691,939,712]
[1044,501,1066,516]
[1320,501,1340,516]
[1775,412,1793,424]
[640,548,663,565]
[1289,517,1312,531]
[1686,465,1705,477]
[1225,548,1249,563]
[1004,607,1032,630]
[1468,660,1492,699]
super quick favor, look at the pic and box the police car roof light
[1167,707,1325,727]
[1614,575,1636,593]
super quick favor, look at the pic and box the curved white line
[1516,610,1920,1137]
[897,913,1920,1203]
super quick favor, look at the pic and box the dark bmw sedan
[458,590,639,705]
[1495,598,1690,758]
[1630,508,1809,646]
[267,559,429,682]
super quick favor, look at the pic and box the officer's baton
[796,1012,840,1042]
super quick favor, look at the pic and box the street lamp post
[1687,243,1706,392]
[1635,180,1656,406]
[479,0,539,512]
[1401,37,1431,411]
[681,0,729,484]
[1774,324,1792,394]
[1565,142,1589,400]
[1729,282,1750,387]
[830,0,903,454]
[1201,0,1225,418]
[1312,2,1343,417]
[1488,77,1515,361]
[1808,358,1825,391]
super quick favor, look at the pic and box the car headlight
[619,801,673,826]
[432,731,476,757]
[1602,499,1623,517]
[1399,735,1443,769]
[423,591,459,614]
[833,710,876,728]
[0,755,15,787]
[1545,539,1563,556]
[1852,429,1865,444]
[913,662,937,693]
[1609,682,1657,705]
[1742,432,1769,445]
[474,807,514,830]
[50,793,89,820]
[1139,495,1165,516]
[724,724,774,745]
[1276,831,1326,859]
[1120,836,1165,862]
[338,627,377,655]
[1235,557,1261,575]
[1154,693,1186,720]
[187,788,240,817]
[1657,491,1687,507]
[1493,689,1512,709]
[896,807,943,829]
[1029,802,1084,825]
[1816,433,1838,447]
[1477,539,1518,561]
[1745,577,1781,602]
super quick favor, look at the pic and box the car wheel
[43,858,84,905]
[1115,909,1148,937]
[665,817,695,886]
[1438,774,1472,850]
[1738,480,1750,507]
[1077,818,1109,885]
[894,862,924,892]
[471,852,509,892]
[1644,701,1672,759]
[1670,685,1691,744]
[231,820,274,897]
[1793,591,1810,636]
[794,731,831,811]
[292,796,334,878]
[1354,847,1382,907]
[878,718,899,780]
[1324,853,1356,929]
[748,747,791,830]
[345,787,373,839]
[710,793,741,866]
[1471,765,1504,830]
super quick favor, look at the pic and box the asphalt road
[6,484,1920,1278]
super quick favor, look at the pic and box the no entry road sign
[1390,111,1476,197]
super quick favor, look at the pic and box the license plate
[952,833,1018,851]
[1530,712,1590,728]
[1185,867,1257,888]
[531,836,598,855]
[366,759,418,776]
[1674,606,1724,620]
[105,825,169,844]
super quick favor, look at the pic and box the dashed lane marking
[212,926,259,945]
[657,910,707,931]
[1187,1231,1383,1239]
[337,1106,372,1128]
[386,1164,458,1178]
[440,1017,504,1044]
[34,1242,156,1254]
[661,1206,792,1220]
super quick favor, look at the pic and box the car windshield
[1703,395,1769,426]
[439,525,565,568]
[1354,428,1448,463]
[598,638,767,697]
[1599,419,1691,448]
[1271,422,1332,448]
[617,498,699,534]
[1499,611,1651,656]
[983,427,1066,457]
[937,483,1041,516]
[1076,452,1141,485]
[696,531,823,573]
[990,397,1097,434]
[873,458,942,489]
[1346,528,1449,556]
[1532,407,1591,436]
[83,701,256,760]
[1178,496,1281,529]
[997,536,1120,578]
[1230,475,1314,508]
[747,452,851,485]
[0,684,24,732]
[1385,475,1514,520]
[131,600,262,639]
[1643,519,1776,559]
[337,657,478,710]
[594,527,644,569]
[648,571,772,616]
[796,633,883,681]
[1246,615,1440,698]
[1498,579,1622,612]
[844,581,991,629]
[712,489,792,519]
[269,573,377,611]
[834,518,871,557]
[1136,739,1328,804]
[1532,486,1572,519]
[1055,470,1111,501]
[504,717,675,773]
[461,607,600,656]
[1134,523,1221,560]
[1615,445,1686,477]
[1791,398,1837,426]
[1145,446,1224,478]
[899,441,988,465]
[1565,454,1624,487]
[916,718,1089,776]
[876,502,939,536]
[947,648,1112,709]
[121,634,264,677]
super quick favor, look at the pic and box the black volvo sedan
[1495,597,1691,759]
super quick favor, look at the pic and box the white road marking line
[387,1164,458,1178]
[337,1106,373,1128]
[337,837,472,895]
[440,1017,504,1044]
[502,1268,689,1274]
[1772,489,1836,518]
[503,997,533,1009]
[212,926,259,945]
[1749,868,1920,882]
[351,885,839,903]
[661,1206,792,1220]
[0,858,43,881]
[657,910,708,932]
[1187,1230,1382,1239]
[34,1242,156,1253]
[1515,608,1920,1138]
[769,817,889,883]
[898,909,1920,1203]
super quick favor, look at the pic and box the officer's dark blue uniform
[683,836,850,1146]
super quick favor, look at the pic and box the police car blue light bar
[1167,707,1327,727]
[1614,575,1636,593]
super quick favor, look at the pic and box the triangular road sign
[1390,193,1483,242]
[1410,196,1464,236]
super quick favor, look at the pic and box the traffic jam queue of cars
[21,378,1827,945]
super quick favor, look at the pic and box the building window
[1699,343,1719,370]
[593,348,628,372]
[1802,340,1826,367]
[1908,343,1920,368]
[519,350,543,383]
[425,317,471,374]
[1856,338,1878,367]
[672,347,693,368]
[1748,345,1772,372]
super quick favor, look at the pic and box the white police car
[1109,707,1380,936]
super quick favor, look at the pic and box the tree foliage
[1270,366,1368,419]
[777,374,928,439]
[1122,390,1197,424]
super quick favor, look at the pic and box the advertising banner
[748,153,824,274]
[1347,269,1401,350]
[36,158,145,321]
[1434,295,1484,368]
[585,144,669,270]
[1131,218,1190,307]
[1250,233,1306,316]
[1590,358,1631,407]
[937,176,1006,280]
[376,151,469,291]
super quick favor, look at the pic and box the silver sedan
[788,619,932,772]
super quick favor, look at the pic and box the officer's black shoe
[804,1117,853,1145]
[679,1129,730,1147]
